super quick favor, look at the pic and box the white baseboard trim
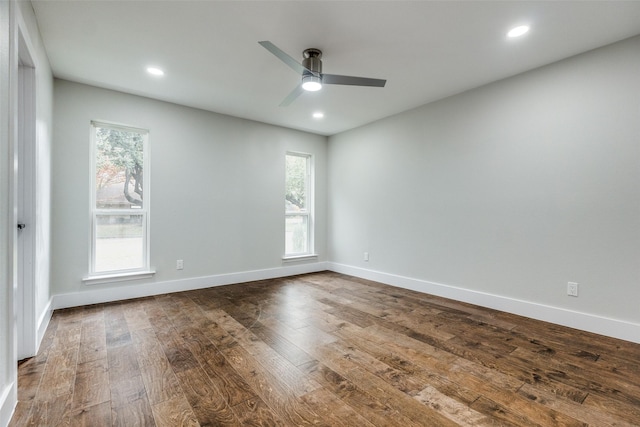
[328,262,640,344]
[36,299,53,350]
[52,262,329,310]
[0,381,16,427]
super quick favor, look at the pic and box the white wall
[1,1,54,425]
[328,36,640,341]
[52,80,327,303]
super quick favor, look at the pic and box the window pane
[95,214,144,272]
[95,127,144,209]
[285,215,308,255]
[285,154,307,212]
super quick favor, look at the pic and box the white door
[16,30,36,360]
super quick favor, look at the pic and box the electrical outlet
[567,282,578,297]
[176,259,184,270]
[363,252,369,262]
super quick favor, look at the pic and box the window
[89,121,150,276]
[285,152,313,257]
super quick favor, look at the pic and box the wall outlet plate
[567,282,578,297]
[176,259,184,270]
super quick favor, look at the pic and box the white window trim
[284,151,314,259]
[282,254,319,263]
[82,269,156,286]
[87,120,152,281]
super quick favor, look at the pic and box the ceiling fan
[259,41,387,107]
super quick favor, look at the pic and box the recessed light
[312,112,324,119]
[146,67,164,76]
[507,25,530,38]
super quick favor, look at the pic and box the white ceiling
[31,1,640,136]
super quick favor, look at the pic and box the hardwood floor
[9,271,640,426]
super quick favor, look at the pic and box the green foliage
[285,154,307,210]
[96,127,144,206]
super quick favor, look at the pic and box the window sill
[83,270,156,286]
[282,254,319,263]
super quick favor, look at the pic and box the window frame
[284,151,314,258]
[87,120,151,279]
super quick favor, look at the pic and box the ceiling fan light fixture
[302,75,322,91]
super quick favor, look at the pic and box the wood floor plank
[518,382,638,427]
[35,347,78,401]
[298,387,376,427]
[174,366,240,426]
[298,359,409,427]
[7,401,32,427]
[123,300,154,331]
[104,304,133,349]
[509,346,640,408]
[413,384,493,427]
[248,322,316,367]
[231,396,286,427]
[72,358,110,410]
[140,364,183,406]
[109,374,147,409]
[11,272,640,427]
[215,310,323,397]
[25,393,72,426]
[220,342,318,426]
[77,316,107,364]
[135,339,184,405]
[581,390,640,425]
[17,360,45,401]
[151,395,200,427]
[112,396,157,427]
[187,337,258,406]
[107,343,141,383]
[62,400,112,426]
[342,366,460,427]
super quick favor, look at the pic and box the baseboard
[36,299,53,350]
[0,382,16,427]
[328,262,640,344]
[52,262,329,310]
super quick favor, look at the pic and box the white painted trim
[52,262,329,310]
[0,382,16,427]
[82,270,156,285]
[282,254,319,263]
[328,262,640,344]
[36,299,52,350]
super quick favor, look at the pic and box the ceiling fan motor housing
[302,48,322,76]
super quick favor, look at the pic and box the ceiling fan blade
[322,73,386,87]
[259,41,312,76]
[279,85,305,107]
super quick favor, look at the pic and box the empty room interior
[2,1,640,426]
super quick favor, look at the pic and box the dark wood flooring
[9,271,640,426]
